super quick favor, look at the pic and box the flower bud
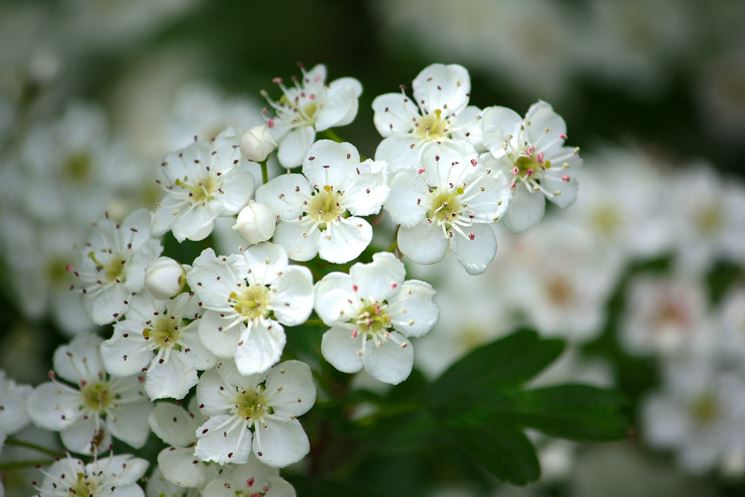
[233,200,276,244]
[240,125,277,162]
[144,257,185,300]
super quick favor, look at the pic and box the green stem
[305,318,326,327]
[322,129,344,143]
[5,438,64,458]
[260,160,269,184]
[387,225,400,254]
[0,459,55,471]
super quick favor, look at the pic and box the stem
[387,225,400,255]
[0,459,55,471]
[322,129,344,143]
[260,160,269,184]
[5,438,64,458]
[304,318,326,327]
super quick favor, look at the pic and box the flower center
[63,152,92,182]
[695,205,723,235]
[591,205,621,236]
[175,175,219,205]
[428,188,463,224]
[143,315,183,349]
[81,381,113,413]
[88,252,126,283]
[545,276,574,306]
[512,151,551,179]
[415,109,448,140]
[235,389,269,421]
[46,257,70,285]
[356,302,391,336]
[230,286,270,321]
[68,473,98,497]
[302,101,318,122]
[690,392,719,426]
[308,185,343,227]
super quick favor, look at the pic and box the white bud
[240,125,277,162]
[233,200,276,244]
[144,257,185,300]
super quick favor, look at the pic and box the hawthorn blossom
[101,293,216,400]
[73,209,162,325]
[315,252,439,384]
[194,360,316,467]
[35,454,148,497]
[481,100,581,232]
[262,64,362,168]
[153,129,257,242]
[187,243,313,375]
[256,140,389,264]
[0,370,32,448]
[372,63,481,171]
[384,142,511,274]
[27,334,151,455]
[201,455,296,497]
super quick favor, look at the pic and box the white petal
[187,248,240,307]
[362,332,413,385]
[481,106,523,157]
[317,217,372,264]
[195,415,252,464]
[397,221,448,265]
[321,326,363,374]
[0,382,31,434]
[543,169,579,208]
[101,335,151,378]
[158,447,205,488]
[525,100,567,146]
[387,280,439,338]
[451,224,497,275]
[243,242,289,286]
[107,400,152,448]
[53,334,105,384]
[412,63,470,116]
[27,382,80,430]
[302,140,360,188]
[314,273,356,325]
[349,252,406,302]
[254,418,309,468]
[196,367,234,415]
[148,402,199,447]
[372,93,419,137]
[342,159,390,216]
[171,204,219,242]
[255,174,311,221]
[220,169,255,213]
[502,187,546,233]
[61,417,111,455]
[122,209,155,250]
[277,126,315,169]
[315,78,361,131]
[198,311,243,358]
[384,171,428,227]
[264,360,316,418]
[270,266,314,326]
[272,220,320,262]
[145,356,198,401]
[374,135,421,173]
[85,283,129,325]
[92,454,149,484]
[234,323,286,375]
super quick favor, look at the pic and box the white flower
[101,293,216,400]
[146,469,198,497]
[315,252,439,384]
[233,200,276,245]
[620,274,710,356]
[153,129,257,242]
[241,124,278,162]
[384,142,511,275]
[35,454,148,497]
[255,140,389,264]
[0,370,32,445]
[73,209,163,325]
[718,287,745,360]
[262,64,362,168]
[27,334,151,455]
[144,256,186,300]
[643,357,745,473]
[373,63,481,171]
[194,360,316,467]
[187,243,313,375]
[202,455,296,497]
[481,100,581,232]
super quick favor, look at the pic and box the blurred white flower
[262,64,362,168]
[27,334,151,455]
[144,256,186,300]
[187,244,313,375]
[240,124,278,162]
[372,63,480,171]
[481,101,581,232]
[315,252,438,384]
[385,142,511,274]
[0,370,32,448]
[233,200,276,245]
[153,130,257,242]
[195,360,315,467]
[35,454,148,497]
[73,209,162,325]
[256,140,388,264]
[101,292,216,400]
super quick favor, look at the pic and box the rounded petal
[361,332,413,385]
[315,79,361,131]
[101,335,151,378]
[255,174,311,221]
[270,266,314,326]
[148,402,199,447]
[302,140,360,188]
[243,242,289,286]
[171,205,219,242]
[451,224,497,275]
[384,171,428,227]
[412,63,470,116]
[195,415,252,465]
[145,356,198,401]
[158,447,205,488]
[196,367,235,415]
[85,283,129,326]
[234,323,286,375]
[277,126,315,169]
[374,135,420,173]
[0,381,31,434]
[264,360,316,418]
[388,280,439,338]
[313,273,355,325]
[198,311,243,358]
[372,93,419,137]
[543,170,579,208]
[220,169,255,213]
[254,418,309,468]
[187,248,240,307]
[61,417,111,455]
[502,187,546,233]
[27,382,81,430]
[350,252,406,302]
[317,217,372,264]
[525,100,567,146]
[107,400,152,448]
[481,106,523,157]
[321,326,363,374]
[272,220,319,262]
[397,221,448,265]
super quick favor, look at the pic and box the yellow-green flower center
[81,381,113,413]
[68,472,97,497]
[695,205,723,235]
[46,258,70,285]
[357,303,391,335]
[143,315,183,349]
[175,175,219,205]
[415,109,448,140]
[308,185,343,227]
[591,205,621,236]
[88,251,126,283]
[513,154,551,178]
[690,392,719,426]
[428,188,463,224]
[230,286,270,321]
[63,152,92,182]
[235,389,269,421]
